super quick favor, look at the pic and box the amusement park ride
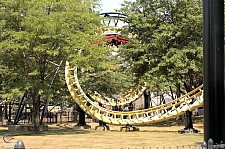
[65,62,204,130]
[0,12,204,135]
[65,12,204,132]
[99,12,129,47]
[1,0,225,145]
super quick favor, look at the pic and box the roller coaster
[64,12,204,127]
[88,82,148,106]
[65,61,204,126]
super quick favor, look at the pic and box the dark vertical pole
[203,0,225,144]
[68,111,69,122]
[76,104,86,126]
[8,102,11,123]
[49,112,51,124]
[40,101,47,125]
[144,91,149,109]
[4,99,8,119]
[78,110,86,125]
[0,106,2,123]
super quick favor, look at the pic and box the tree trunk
[30,86,40,134]
[176,83,181,98]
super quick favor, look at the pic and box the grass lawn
[0,117,204,149]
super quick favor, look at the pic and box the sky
[100,0,126,27]
[100,0,123,13]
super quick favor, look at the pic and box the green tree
[0,0,108,134]
[119,0,203,95]
[78,45,134,98]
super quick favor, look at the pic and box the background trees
[0,0,112,133]
[118,0,203,95]
[0,0,204,133]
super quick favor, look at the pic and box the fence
[0,111,99,125]
[202,139,225,149]
[38,111,98,124]
[120,145,200,149]
[120,139,225,149]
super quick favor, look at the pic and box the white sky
[100,0,126,27]
[100,0,123,13]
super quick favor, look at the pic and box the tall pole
[203,0,225,144]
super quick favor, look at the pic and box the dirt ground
[0,116,204,149]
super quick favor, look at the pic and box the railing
[120,145,200,149]
[119,139,225,149]
[202,139,225,149]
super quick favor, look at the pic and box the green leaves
[118,0,203,92]
[0,0,106,102]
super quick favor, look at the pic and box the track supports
[95,120,110,131]
[73,105,91,129]
[178,111,199,134]
[120,124,139,132]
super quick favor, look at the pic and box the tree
[118,0,203,94]
[79,50,135,97]
[0,0,108,134]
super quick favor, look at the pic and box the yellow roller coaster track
[65,61,204,126]
[88,82,149,106]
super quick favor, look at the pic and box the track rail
[65,61,204,126]
[88,82,148,106]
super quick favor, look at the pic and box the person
[193,96,199,116]
[118,106,122,111]
[123,105,129,112]
[123,104,129,119]
[128,103,134,111]
[98,103,107,127]
[194,108,199,116]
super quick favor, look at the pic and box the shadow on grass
[39,128,92,136]
[139,119,185,127]
[0,126,93,137]
[140,116,203,128]
[0,117,203,137]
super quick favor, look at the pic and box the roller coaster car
[94,34,129,47]
[99,12,129,46]
[105,34,129,46]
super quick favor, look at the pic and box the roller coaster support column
[73,104,91,129]
[95,103,109,131]
[184,111,193,130]
[144,91,149,109]
[203,0,225,144]
[14,92,28,125]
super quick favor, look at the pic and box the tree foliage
[119,0,203,94]
[0,0,112,133]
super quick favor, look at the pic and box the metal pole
[40,60,63,125]
[203,0,225,144]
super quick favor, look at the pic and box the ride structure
[99,12,127,27]
[64,11,204,131]
[71,12,131,129]
[87,82,148,106]
[99,12,129,48]
[65,62,204,128]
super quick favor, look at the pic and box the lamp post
[203,0,225,144]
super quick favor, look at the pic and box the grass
[0,117,204,149]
